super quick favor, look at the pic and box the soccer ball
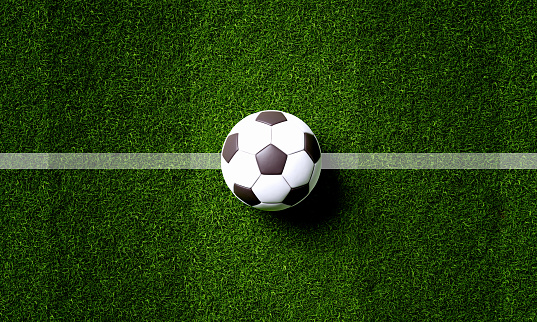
[221,110,322,211]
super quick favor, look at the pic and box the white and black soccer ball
[221,110,322,211]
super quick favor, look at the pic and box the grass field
[1,0,537,320]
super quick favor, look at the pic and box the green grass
[1,0,537,320]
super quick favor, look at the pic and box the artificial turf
[1,0,537,320]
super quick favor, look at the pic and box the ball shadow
[266,169,342,229]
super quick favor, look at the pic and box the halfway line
[1,153,536,169]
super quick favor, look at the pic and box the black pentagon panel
[304,133,321,163]
[283,184,309,205]
[234,183,261,206]
[222,133,239,163]
[255,111,287,126]
[256,144,287,175]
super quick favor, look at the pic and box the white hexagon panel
[221,150,260,191]
[271,121,307,155]
[237,120,271,155]
[221,110,322,211]
[252,175,291,203]
[282,151,314,188]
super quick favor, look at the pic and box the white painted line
[1,153,537,169]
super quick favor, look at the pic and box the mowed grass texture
[1,0,537,320]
